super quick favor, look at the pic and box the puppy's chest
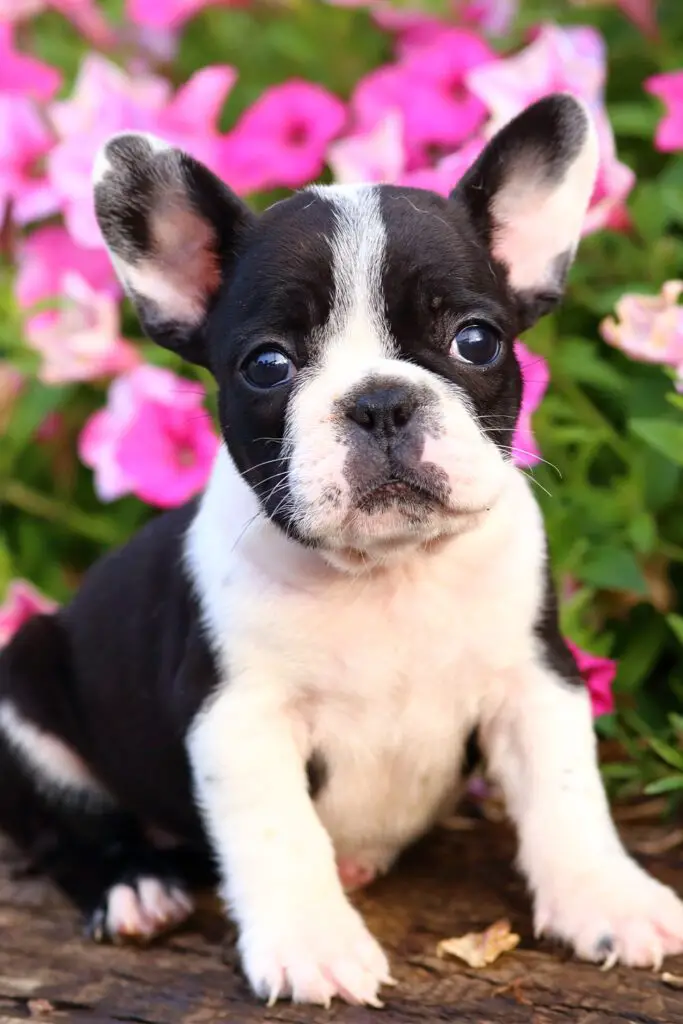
[283,579,489,865]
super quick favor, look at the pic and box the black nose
[346,386,418,437]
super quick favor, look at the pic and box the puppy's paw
[535,859,683,969]
[88,876,195,944]
[239,895,393,1006]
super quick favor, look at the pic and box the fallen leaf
[437,919,520,968]
[28,1000,55,1016]
[661,972,683,989]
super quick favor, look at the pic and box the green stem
[552,372,634,465]
[2,481,119,546]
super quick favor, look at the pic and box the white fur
[491,103,599,293]
[0,700,108,801]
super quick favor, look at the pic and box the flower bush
[2,0,683,797]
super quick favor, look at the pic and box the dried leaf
[661,972,683,989]
[28,1000,55,1016]
[437,919,520,968]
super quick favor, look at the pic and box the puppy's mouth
[355,476,447,515]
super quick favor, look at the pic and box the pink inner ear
[122,203,221,326]
[490,137,598,294]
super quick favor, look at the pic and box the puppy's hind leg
[0,612,201,944]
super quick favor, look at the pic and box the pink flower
[466,24,634,233]
[0,96,60,228]
[646,71,683,152]
[566,640,616,717]
[48,57,235,247]
[79,364,219,507]
[351,29,495,170]
[400,136,486,193]
[0,580,58,648]
[512,341,549,468]
[16,225,119,308]
[584,107,635,234]
[600,281,683,369]
[0,24,61,100]
[329,113,485,193]
[328,114,405,185]
[25,274,140,385]
[219,80,346,194]
[467,24,605,125]
[126,0,239,30]
[459,0,518,36]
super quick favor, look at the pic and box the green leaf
[668,614,683,646]
[629,418,683,466]
[577,547,648,595]
[647,736,683,772]
[644,775,683,795]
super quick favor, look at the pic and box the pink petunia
[350,29,495,170]
[47,57,235,248]
[16,225,119,308]
[0,96,60,228]
[566,640,616,717]
[24,273,140,385]
[512,341,550,468]
[0,23,61,100]
[600,280,683,368]
[646,71,683,152]
[0,580,58,648]
[466,24,634,234]
[79,364,219,507]
[126,0,243,30]
[327,114,405,185]
[400,136,486,193]
[328,111,485,193]
[219,80,346,194]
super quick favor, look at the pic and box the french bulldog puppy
[1,93,682,1008]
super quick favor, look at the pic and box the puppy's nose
[346,386,418,438]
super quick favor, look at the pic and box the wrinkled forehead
[215,184,510,356]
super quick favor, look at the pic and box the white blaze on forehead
[309,184,395,379]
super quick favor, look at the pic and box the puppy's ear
[93,133,255,369]
[451,94,598,329]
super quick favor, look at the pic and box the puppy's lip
[356,477,446,513]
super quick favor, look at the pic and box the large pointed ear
[451,94,599,329]
[93,133,255,369]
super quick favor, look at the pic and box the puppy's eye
[450,324,501,366]
[242,348,297,388]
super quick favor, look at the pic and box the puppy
[1,93,682,1008]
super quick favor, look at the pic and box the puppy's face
[93,95,597,563]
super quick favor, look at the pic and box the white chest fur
[186,450,547,871]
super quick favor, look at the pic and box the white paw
[91,877,195,943]
[239,895,393,1006]
[535,859,683,969]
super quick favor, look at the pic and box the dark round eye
[451,324,501,366]
[242,348,296,389]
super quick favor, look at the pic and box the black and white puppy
[1,93,682,1008]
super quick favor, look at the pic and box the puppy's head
[93,95,597,567]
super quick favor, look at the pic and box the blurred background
[1,0,683,804]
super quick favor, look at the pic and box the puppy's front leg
[482,663,683,968]
[187,681,390,1006]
